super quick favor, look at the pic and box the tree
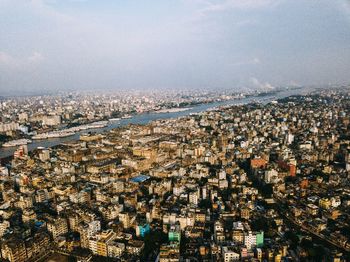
[198,199,211,209]
[284,231,299,248]
[251,217,269,232]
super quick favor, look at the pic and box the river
[0,88,307,159]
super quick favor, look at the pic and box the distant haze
[1,0,350,95]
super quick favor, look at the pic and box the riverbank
[0,87,309,160]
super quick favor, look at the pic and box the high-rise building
[136,223,150,237]
[256,231,264,248]
[1,239,27,262]
[0,220,10,237]
[47,217,69,240]
[168,224,181,243]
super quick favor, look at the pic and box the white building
[222,247,240,262]
[0,122,19,133]
[189,191,198,206]
[264,169,279,184]
[244,231,257,250]
[47,217,69,240]
[42,115,61,126]
[88,220,101,237]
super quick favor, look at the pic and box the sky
[1,0,350,95]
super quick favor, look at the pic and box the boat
[122,115,132,119]
[47,131,75,138]
[32,121,108,141]
[33,131,75,140]
[3,139,32,147]
[109,118,121,122]
[86,121,109,129]
[154,107,192,114]
[32,133,49,140]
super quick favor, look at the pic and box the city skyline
[1,0,350,95]
[1,87,350,261]
[2,1,350,261]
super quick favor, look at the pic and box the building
[189,191,199,206]
[256,231,264,248]
[42,115,61,126]
[244,231,257,250]
[1,239,27,262]
[222,246,240,262]
[89,230,116,257]
[136,223,150,237]
[0,220,10,237]
[159,242,180,262]
[22,208,36,223]
[168,224,181,243]
[126,240,144,255]
[319,198,331,210]
[107,241,125,258]
[47,217,69,240]
[306,204,319,216]
[250,158,267,169]
[119,212,130,229]
[0,122,20,133]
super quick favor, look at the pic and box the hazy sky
[1,0,350,95]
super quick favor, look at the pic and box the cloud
[196,0,281,18]
[29,0,74,23]
[189,0,282,24]
[250,77,274,90]
[28,52,44,63]
[1,0,349,93]
[336,0,350,23]
[0,51,44,70]
[230,57,261,67]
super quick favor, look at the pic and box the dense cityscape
[2,0,350,261]
[0,87,349,261]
